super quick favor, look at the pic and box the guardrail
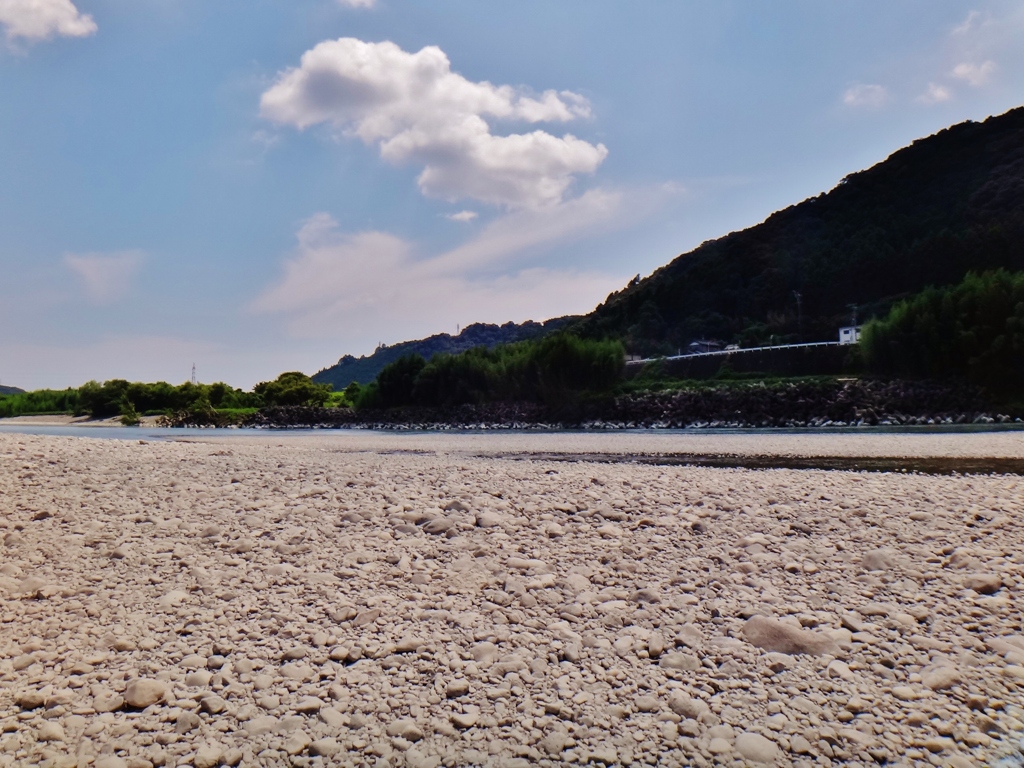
[626,341,852,366]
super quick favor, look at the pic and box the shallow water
[0,421,1021,442]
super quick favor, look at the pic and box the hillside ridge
[313,317,577,388]
[574,106,1024,354]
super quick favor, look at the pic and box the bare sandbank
[1,432,1022,767]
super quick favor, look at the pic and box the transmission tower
[191,364,197,386]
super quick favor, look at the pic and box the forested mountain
[0,385,25,396]
[574,106,1024,356]
[312,317,577,388]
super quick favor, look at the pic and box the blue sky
[2,1,1023,389]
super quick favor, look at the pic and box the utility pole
[793,291,803,342]
[847,303,858,327]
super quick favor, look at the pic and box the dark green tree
[375,355,427,408]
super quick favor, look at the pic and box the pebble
[386,719,424,741]
[123,679,167,708]
[742,615,840,656]
[709,737,733,754]
[446,680,470,698]
[735,732,780,763]
[37,722,65,742]
[15,691,44,709]
[965,573,1002,594]
[451,712,478,729]
[193,745,223,768]
[922,665,960,690]
[309,738,341,757]
[660,652,700,671]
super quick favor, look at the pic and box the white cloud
[917,82,953,105]
[446,210,478,223]
[260,38,607,209]
[337,0,375,6]
[252,211,625,341]
[842,84,889,109]
[64,250,143,304]
[0,0,96,42]
[951,60,997,87]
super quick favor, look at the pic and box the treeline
[0,389,81,418]
[354,335,625,409]
[862,269,1024,397]
[0,373,332,419]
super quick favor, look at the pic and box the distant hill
[0,385,25,396]
[312,317,578,388]
[575,106,1024,355]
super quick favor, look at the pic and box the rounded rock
[735,732,780,763]
[123,679,167,709]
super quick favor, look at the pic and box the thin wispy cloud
[951,10,986,36]
[446,211,479,223]
[64,251,143,305]
[842,84,889,109]
[337,0,375,7]
[433,189,624,274]
[260,38,607,210]
[252,212,625,341]
[0,0,96,42]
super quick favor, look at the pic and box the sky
[2,1,1023,390]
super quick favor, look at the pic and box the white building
[839,326,862,345]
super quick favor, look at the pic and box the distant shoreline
[0,414,162,428]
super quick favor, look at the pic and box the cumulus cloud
[0,0,96,42]
[446,210,478,223]
[842,84,889,109]
[252,211,625,340]
[260,38,607,209]
[951,60,997,87]
[917,82,952,105]
[64,250,143,304]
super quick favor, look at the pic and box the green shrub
[119,399,141,426]
[253,372,331,407]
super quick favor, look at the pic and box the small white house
[839,326,862,345]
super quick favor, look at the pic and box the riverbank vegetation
[862,270,1024,401]
[351,335,625,409]
[0,379,262,419]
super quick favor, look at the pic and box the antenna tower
[793,291,803,342]
[191,364,197,386]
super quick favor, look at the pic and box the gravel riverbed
[1,432,1023,768]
